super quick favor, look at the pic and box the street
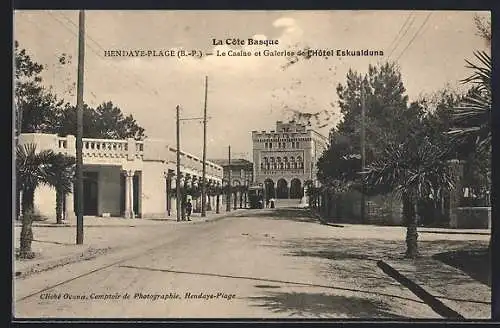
[15,206,484,319]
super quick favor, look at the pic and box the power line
[386,12,414,58]
[47,11,161,99]
[387,13,417,60]
[395,12,433,62]
[51,11,161,97]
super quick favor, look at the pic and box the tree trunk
[403,193,419,259]
[16,189,21,221]
[56,188,63,224]
[20,187,35,259]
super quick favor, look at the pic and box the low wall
[319,191,403,225]
[451,207,491,229]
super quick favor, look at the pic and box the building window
[269,143,273,149]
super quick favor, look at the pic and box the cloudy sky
[14,10,490,160]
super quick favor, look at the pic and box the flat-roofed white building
[17,133,223,220]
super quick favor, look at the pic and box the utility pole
[360,86,366,223]
[75,10,85,245]
[226,145,231,212]
[201,76,208,217]
[176,105,181,222]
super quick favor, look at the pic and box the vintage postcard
[13,10,492,320]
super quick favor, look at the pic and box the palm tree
[16,143,57,259]
[361,137,454,258]
[46,153,75,224]
[449,51,491,153]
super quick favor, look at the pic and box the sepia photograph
[12,9,492,320]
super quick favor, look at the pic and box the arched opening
[290,178,302,199]
[276,179,289,199]
[264,178,275,200]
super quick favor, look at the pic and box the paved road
[14,207,441,319]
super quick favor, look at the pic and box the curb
[310,210,345,228]
[419,230,490,236]
[13,210,245,228]
[377,260,465,319]
[14,209,245,276]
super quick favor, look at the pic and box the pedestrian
[185,198,192,221]
[266,199,270,208]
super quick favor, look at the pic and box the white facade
[17,133,224,219]
[252,121,328,199]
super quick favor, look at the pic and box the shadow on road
[275,237,490,262]
[118,264,426,304]
[234,207,319,224]
[432,248,491,287]
[247,291,407,318]
[268,237,490,298]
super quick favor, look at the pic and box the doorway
[83,171,99,215]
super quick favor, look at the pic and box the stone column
[65,183,76,221]
[182,175,189,220]
[171,175,177,216]
[125,170,135,219]
[165,171,172,216]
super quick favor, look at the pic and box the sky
[13,10,491,160]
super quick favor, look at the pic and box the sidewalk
[13,208,247,279]
[379,257,491,319]
[311,208,491,319]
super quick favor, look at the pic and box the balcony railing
[82,138,128,158]
[26,133,223,179]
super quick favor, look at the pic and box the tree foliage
[14,41,64,136]
[15,41,146,140]
[449,51,491,154]
[317,62,421,192]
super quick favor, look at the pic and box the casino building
[252,121,328,199]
